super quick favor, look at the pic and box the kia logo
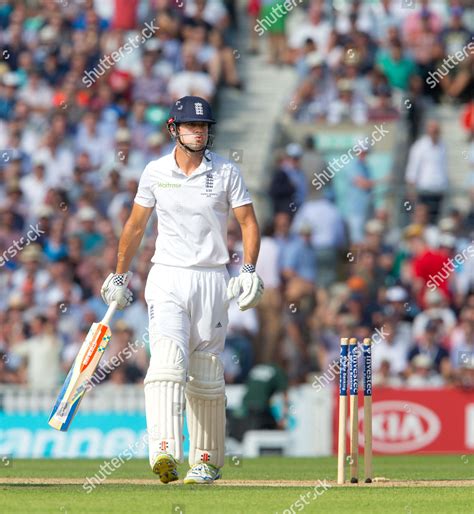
[357,401,441,453]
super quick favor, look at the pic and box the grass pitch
[1,455,473,513]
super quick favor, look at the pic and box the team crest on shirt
[201,172,218,197]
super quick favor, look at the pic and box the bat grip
[102,301,118,325]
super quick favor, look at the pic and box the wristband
[112,273,128,286]
[241,264,256,273]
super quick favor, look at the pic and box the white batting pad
[186,352,226,468]
[144,337,186,467]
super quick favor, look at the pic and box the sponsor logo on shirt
[157,182,181,188]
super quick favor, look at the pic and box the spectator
[102,128,146,181]
[402,225,451,308]
[344,144,375,243]
[132,49,170,104]
[223,300,258,383]
[282,224,317,285]
[268,147,296,215]
[288,52,336,122]
[448,306,474,371]
[439,7,472,56]
[101,320,146,383]
[74,207,105,256]
[288,3,330,60]
[372,319,410,378]
[373,359,404,387]
[440,43,474,104]
[405,75,430,144]
[406,353,445,387]
[291,188,346,287]
[273,211,296,270]
[228,360,289,441]
[408,319,451,375]
[76,111,113,168]
[17,68,54,115]
[255,223,282,364]
[370,0,403,43]
[376,40,417,92]
[19,157,50,214]
[0,350,19,384]
[327,79,368,125]
[402,0,444,47]
[299,134,327,184]
[281,224,318,381]
[11,315,61,389]
[247,0,262,55]
[168,49,216,102]
[405,120,448,223]
[258,0,288,65]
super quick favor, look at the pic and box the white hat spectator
[438,217,456,232]
[8,294,25,310]
[116,128,132,143]
[425,289,444,306]
[37,205,54,219]
[2,72,21,87]
[39,26,57,43]
[439,233,456,249]
[365,219,384,235]
[286,143,303,158]
[19,244,43,263]
[305,52,324,68]
[147,133,166,147]
[412,354,433,369]
[386,286,408,303]
[337,79,354,92]
[77,206,97,222]
[144,39,162,52]
[32,155,48,167]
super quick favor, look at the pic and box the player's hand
[227,265,264,311]
[100,272,133,310]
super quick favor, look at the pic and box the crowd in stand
[0,0,473,392]
[274,0,474,124]
[0,0,241,388]
[258,0,474,387]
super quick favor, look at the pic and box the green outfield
[1,455,473,514]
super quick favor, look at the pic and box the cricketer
[100,96,264,484]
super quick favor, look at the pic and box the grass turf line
[1,456,473,514]
[2,455,472,481]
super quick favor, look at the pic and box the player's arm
[227,204,264,311]
[116,203,154,273]
[100,203,153,310]
[233,203,260,266]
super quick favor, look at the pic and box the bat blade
[48,322,112,431]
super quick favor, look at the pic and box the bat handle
[102,301,118,325]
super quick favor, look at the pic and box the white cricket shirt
[134,146,252,268]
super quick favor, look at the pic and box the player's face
[178,122,209,151]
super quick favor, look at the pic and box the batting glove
[227,264,264,311]
[100,271,133,310]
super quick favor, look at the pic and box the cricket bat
[48,301,118,431]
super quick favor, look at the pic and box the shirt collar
[168,146,213,177]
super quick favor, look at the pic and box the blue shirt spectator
[281,228,317,283]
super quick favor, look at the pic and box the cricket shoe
[152,453,179,484]
[183,463,221,484]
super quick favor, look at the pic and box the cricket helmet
[166,96,216,153]
[167,96,216,126]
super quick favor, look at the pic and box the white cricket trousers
[144,263,230,367]
[144,263,229,467]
